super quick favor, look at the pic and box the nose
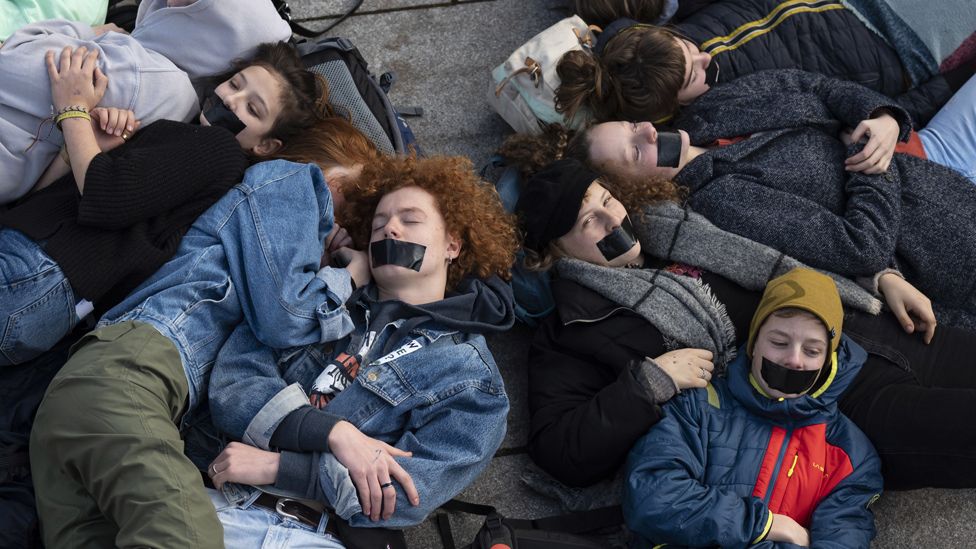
[382,219,402,239]
[698,51,711,69]
[783,347,805,369]
[636,121,657,142]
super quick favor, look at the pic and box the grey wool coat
[673,69,976,328]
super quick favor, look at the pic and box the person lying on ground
[506,69,976,329]
[557,0,975,128]
[28,118,379,549]
[0,0,291,202]
[624,267,882,548]
[202,155,517,546]
[0,41,338,366]
[516,158,976,493]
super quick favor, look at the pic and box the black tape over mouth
[760,356,820,395]
[657,132,683,168]
[200,92,246,135]
[370,239,426,271]
[596,216,638,261]
[704,61,720,87]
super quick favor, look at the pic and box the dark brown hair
[555,25,684,123]
[340,155,518,290]
[212,41,335,154]
[576,0,667,27]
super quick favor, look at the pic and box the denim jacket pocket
[174,277,236,355]
[356,361,414,407]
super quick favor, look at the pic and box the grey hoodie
[0,0,290,203]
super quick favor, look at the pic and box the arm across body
[624,392,774,547]
[220,161,355,348]
[689,163,902,278]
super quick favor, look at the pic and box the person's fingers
[889,298,913,334]
[93,66,108,99]
[380,476,397,520]
[71,46,87,70]
[388,459,419,505]
[692,349,713,360]
[60,46,73,72]
[923,320,936,345]
[82,48,99,74]
[368,470,383,521]
[350,468,371,517]
[381,441,413,458]
[109,109,121,135]
[849,121,869,144]
[45,51,59,81]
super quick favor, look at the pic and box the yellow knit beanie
[747,268,844,357]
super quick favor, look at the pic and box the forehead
[236,65,283,97]
[375,186,440,215]
[761,313,828,343]
[675,38,692,83]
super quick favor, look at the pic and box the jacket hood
[725,335,865,425]
[355,275,515,338]
[132,0,292,82]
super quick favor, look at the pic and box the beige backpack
[487,16,598,134]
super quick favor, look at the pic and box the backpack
[486,15,596,135]
[296,37,422,156]
[437,499,627,549]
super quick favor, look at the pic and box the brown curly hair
[339,155,518,290]
[576,0,668,27]
[497,123,591,177]
[555,24,685,123]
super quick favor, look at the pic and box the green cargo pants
[30,321,224,548]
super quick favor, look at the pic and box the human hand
[321,224,353,267]
[653,348,714,390]
[208,442,281,490]
[844,112,899,174]
[768,513,811,546]
[879,273,936,344]
[92,23,127,36]
[333,247,371,289]
[327,420,419,521]
[46,46,108,112]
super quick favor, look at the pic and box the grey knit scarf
[555,203,882,370]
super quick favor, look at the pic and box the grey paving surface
[293,0,976,546]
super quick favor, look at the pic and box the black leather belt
[253,492,340,537]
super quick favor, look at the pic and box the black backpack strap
[275,0,364,37]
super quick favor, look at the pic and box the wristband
[55,106,91,130]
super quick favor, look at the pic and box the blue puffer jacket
[624,335,882,548]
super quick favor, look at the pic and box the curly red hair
[339,155,517,290]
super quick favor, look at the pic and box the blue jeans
[919,73,976,183]
[207,488,345,548]
[0,228,79,366]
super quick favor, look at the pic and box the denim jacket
[99,160,354,426]
[208,292,510,527]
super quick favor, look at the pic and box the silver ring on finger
[700,367,707,380]
[211,463,219,475]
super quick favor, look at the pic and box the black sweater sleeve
[77,120,247,230]
[527,313,668,487]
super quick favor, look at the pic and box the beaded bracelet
[54,106,91,130]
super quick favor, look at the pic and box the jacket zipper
[763,427,794,505]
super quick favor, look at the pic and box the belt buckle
[275,498,319,529]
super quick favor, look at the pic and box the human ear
[445,233,462,261]
[251,137,283,157]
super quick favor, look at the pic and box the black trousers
[841,310,976,490]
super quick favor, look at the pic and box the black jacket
[676,0,954,126]
[527,272,760,486]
